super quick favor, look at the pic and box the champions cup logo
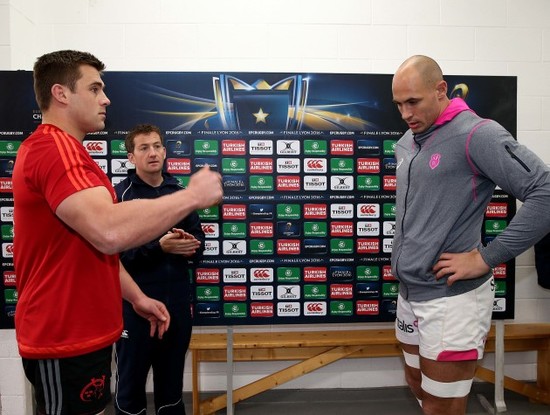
[212,75,309,130]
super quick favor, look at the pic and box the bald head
[392,55,449,133]
[395,55,444,90]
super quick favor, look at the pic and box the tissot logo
[304,158,327,173]
[486,203,508,217]
[223,240,246,255]
[84,140,107,155]
[223,268,247,283]
[303,176,327,191]
[203,240,219,256]
[249,158,273,173]
[249,140,273,155]
[111,159,135,174]
[250,302,274,317]
[277,140,300,155]
[330,176,353,191]
[356,221,380,236]
[276,158,300,173]
[167,158,191,174]
[222,140,246,155]
[330,204,354,219]
[250,267,274,282]
[383,238,393,253]
[93,159,108,174]
[195,268,220,283]
[249,204,274,220]
[357,203,380,218]
[357,158,380,173]
[277,302,301,316]
[201,223,219,238]
[304,301,327,316]
[250,285,274,300]
[304,204,327,219]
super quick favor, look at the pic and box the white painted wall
[1,0,550,413]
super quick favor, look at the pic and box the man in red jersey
[12,50,223,415]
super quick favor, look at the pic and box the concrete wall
[1,0,550,413]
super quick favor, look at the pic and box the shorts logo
[429,153,441,170]
[396,317,415,334]
[80,375,106,402]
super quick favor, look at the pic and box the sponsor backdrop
[0,71,516,328]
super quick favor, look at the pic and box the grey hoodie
[391,98,550,301]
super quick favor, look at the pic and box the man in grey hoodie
[391,55,550,415]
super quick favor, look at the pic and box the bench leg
[192,350,200,415]
[537,339,550,402]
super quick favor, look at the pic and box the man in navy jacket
[114,124,205,415]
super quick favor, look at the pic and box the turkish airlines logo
[250,268,274,282]
[249,158,273,173]
[330,222,354,237]
[223,286,247,301]
[250,302,274,317]
[330,284,353,299]
[304,158,327,173]
[357,158,380,173]
[195,268,220,283]
[84,140,107,155]
[304,267,327,282]
[201,223,219,238]
[330,140,353,155]
[383,265,396,281]
[383,176,396,191]
[493,264,506,278]
[277,239,300,254]
[167,158,191,174]
[249,222,274,238]
[0,178,12,192]
[222,204,247,220]
[486,203,508,218]
[276,176,300,191]
[357,238,380,254]
[356,300,379,315]
[222,140,246,155]
[357,203,380,218]
[3,270,16,286]
[304,204,327,219]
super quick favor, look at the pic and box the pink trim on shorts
[437,349,479,361]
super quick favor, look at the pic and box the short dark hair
[125,124,164,153]
[33,50,106,111]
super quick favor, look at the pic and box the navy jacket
[114,170,205,307]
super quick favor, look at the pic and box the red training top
[13,124,122,359]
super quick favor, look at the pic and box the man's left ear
[437,80,448,99]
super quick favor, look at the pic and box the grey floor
[106,383,550,414]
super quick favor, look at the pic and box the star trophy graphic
[211,74,309,130]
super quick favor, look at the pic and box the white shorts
[395,277,495,362]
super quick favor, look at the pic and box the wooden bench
[188,323,550,415]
